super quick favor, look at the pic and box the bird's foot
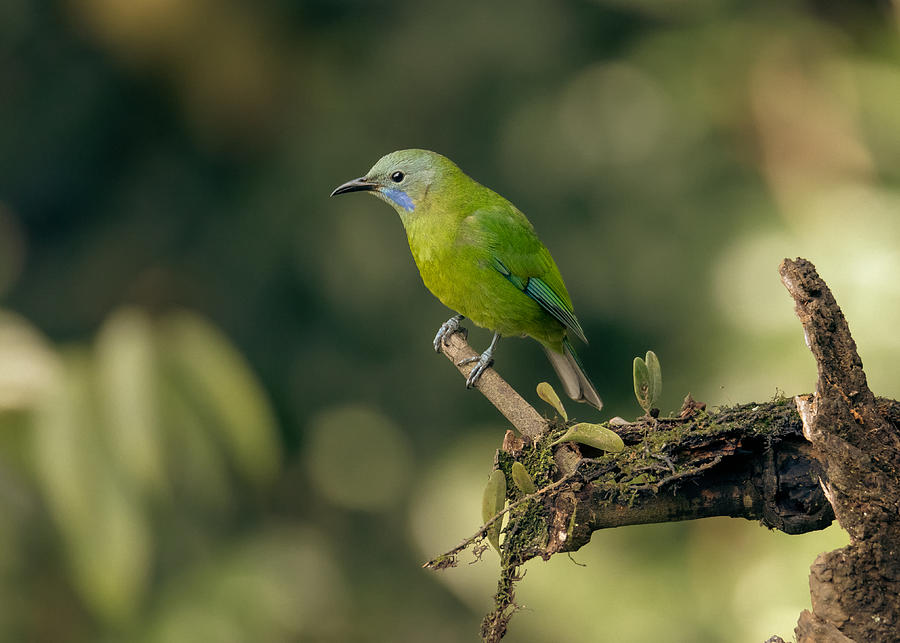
[457,352,493,388]
[433,315,466,352]
[456,332,500,388]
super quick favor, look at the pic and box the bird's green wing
[459,206,588,344]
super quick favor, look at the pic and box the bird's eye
[391,171,404,183]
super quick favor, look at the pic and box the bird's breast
[402,211,563,342]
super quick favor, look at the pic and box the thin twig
[423,471,578,569]
[630,455,724,493]
[649,451,677,474]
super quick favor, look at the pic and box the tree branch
[437,330,548,439]
[437,329,837,545]
[502,400,837,563]
[779,258,900,643]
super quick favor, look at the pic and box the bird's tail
[541,338,603,411]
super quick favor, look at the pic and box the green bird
[331,149,602,410]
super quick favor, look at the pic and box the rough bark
[569,401,835,541]
[780,258,900,643]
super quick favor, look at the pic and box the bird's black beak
[330,177,377,197]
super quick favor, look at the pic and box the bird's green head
[330,149,459,216]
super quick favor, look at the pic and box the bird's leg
[457,332,501,388]
[433,314,466,352]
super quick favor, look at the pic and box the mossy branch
[423,470,577,570]
[560,399,836,553]
[436,329,840,546]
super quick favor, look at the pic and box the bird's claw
[433,315,466,352]
[457,352,493,388]
[456,332,500,389]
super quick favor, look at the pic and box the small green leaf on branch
[550,423,625,453]
[510,461,536,494]
[482,469,507,553]
[536,382,567,421]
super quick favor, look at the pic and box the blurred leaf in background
[0,308,345,640]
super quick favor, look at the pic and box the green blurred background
[1,1,899,641]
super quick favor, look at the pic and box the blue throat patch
[381,188,415,212]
